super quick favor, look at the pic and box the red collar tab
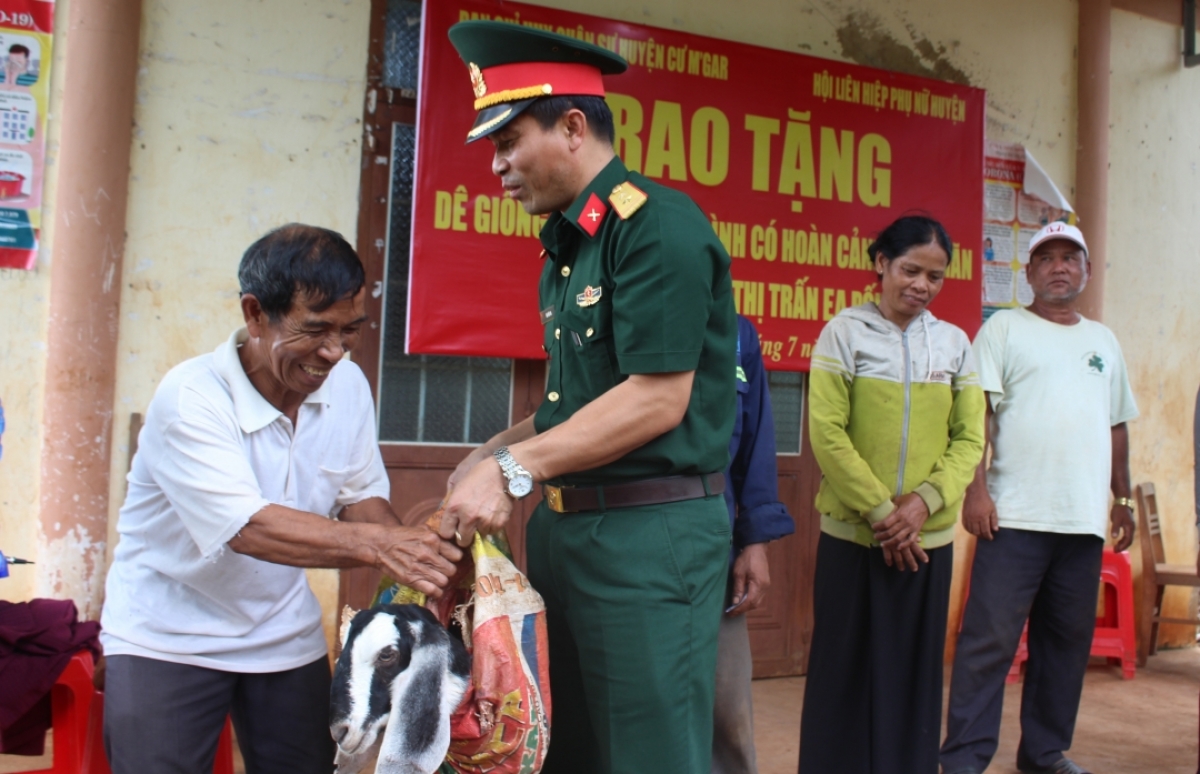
[577,193,607,237]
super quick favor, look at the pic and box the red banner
[409,0,984,369]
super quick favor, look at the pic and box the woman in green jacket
[798,215,985,774]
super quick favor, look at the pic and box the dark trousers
[798,533,953,774]
[103,654,336,774]
[526,496,730,774]
[940,529,1103,773]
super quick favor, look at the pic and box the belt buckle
[544,485,566,513]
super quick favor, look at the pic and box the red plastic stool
[11,650,235,774]
[1008,549,1137,681]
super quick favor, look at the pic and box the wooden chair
[1134,482,1200,665]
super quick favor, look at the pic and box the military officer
[439,22,738,774]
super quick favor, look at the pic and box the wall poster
[0,0,52,271]
[982,139,1074,320]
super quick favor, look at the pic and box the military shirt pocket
[561,306,619,396]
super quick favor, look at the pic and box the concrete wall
[0,0,72,605]
[98,0,371,648]
[2,0,1195,657]
[1108,8,1200,646]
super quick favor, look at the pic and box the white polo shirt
[100,329,390,673]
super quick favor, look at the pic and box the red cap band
[474,61,606,109]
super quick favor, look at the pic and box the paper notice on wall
[0,0,53,271]
[982,140,1073,314]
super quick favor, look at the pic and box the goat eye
[376,647,398,664]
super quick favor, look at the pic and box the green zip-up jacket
[809,303,985,549]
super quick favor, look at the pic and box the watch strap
[1113,496,1135,509]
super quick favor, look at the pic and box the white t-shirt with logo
[975,308,1139,538]
[100,329,390,673]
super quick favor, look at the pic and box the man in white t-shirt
[99,224,462,774]
[940,223,1137,774]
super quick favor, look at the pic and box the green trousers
[526,494,730,774]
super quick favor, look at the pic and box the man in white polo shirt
[940,223,1138,774]
[100,224,462,774]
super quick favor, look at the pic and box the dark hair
[8,44,29,57]
[868,215,954,271]
[525,95,614,144]
[238,223,365,321]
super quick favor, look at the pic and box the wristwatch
[493,447,534,499]
[1113,496,1135,510]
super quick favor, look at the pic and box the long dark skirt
[798,533,953,774]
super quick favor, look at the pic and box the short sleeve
[610,202,723,374]
[972,314,1006,397]
[150,397,270,558]
[1107,334,1139,426]
[334,390,390,511]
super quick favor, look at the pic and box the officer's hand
[727,543,770,616]
[873,492,929,548]
[962,485,999,540]
[440,458,514,548]
[375,526,462,599]
[1110,503,1135,552]
[447,445,491,494]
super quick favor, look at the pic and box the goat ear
[375,656,452,774]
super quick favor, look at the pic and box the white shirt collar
[212,328,334,434]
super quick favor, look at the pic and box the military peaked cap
[448,21,628,142]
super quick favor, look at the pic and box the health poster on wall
[409,0,985,370]
[982,139,1073,320]
[0,0,53,271]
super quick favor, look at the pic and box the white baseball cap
[1028,222,1088,257]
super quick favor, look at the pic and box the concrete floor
[753,647,1200,774]
[4,648,1197,773]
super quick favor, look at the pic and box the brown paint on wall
[38,0,143,618]
[835,11,973,86]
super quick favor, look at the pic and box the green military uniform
[449,23,738,774]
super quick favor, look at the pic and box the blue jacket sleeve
[728,317,795,550]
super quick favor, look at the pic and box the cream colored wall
[1107,9,1200,647]
[6,0,1194,662]
[102,0,371,651]
[528,0,1079,658]
[0,0,71,605]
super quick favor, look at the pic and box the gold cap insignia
[468,62,487,99]
[576,285,603,307]
[609,182,649,220]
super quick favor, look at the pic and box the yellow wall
[0,0,72,605]
[103,0,371,649]
[1107,8,1200,646]
[3,0,1195,660]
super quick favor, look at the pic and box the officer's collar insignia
[576,192,607,237]
[609,182,648,220]
[576,286,603,307]
[468,63,487,99]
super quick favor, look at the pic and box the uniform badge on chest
[576,286,603,307]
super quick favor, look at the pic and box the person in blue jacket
[713,315,796,774]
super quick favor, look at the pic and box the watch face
[508,475,534,498]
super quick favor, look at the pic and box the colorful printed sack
[372,517,551,774]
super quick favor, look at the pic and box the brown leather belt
[543,473,725,514]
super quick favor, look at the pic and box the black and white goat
[330,604,470,774]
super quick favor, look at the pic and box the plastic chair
[1008,549,1137,681]
[10,650,235,774]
